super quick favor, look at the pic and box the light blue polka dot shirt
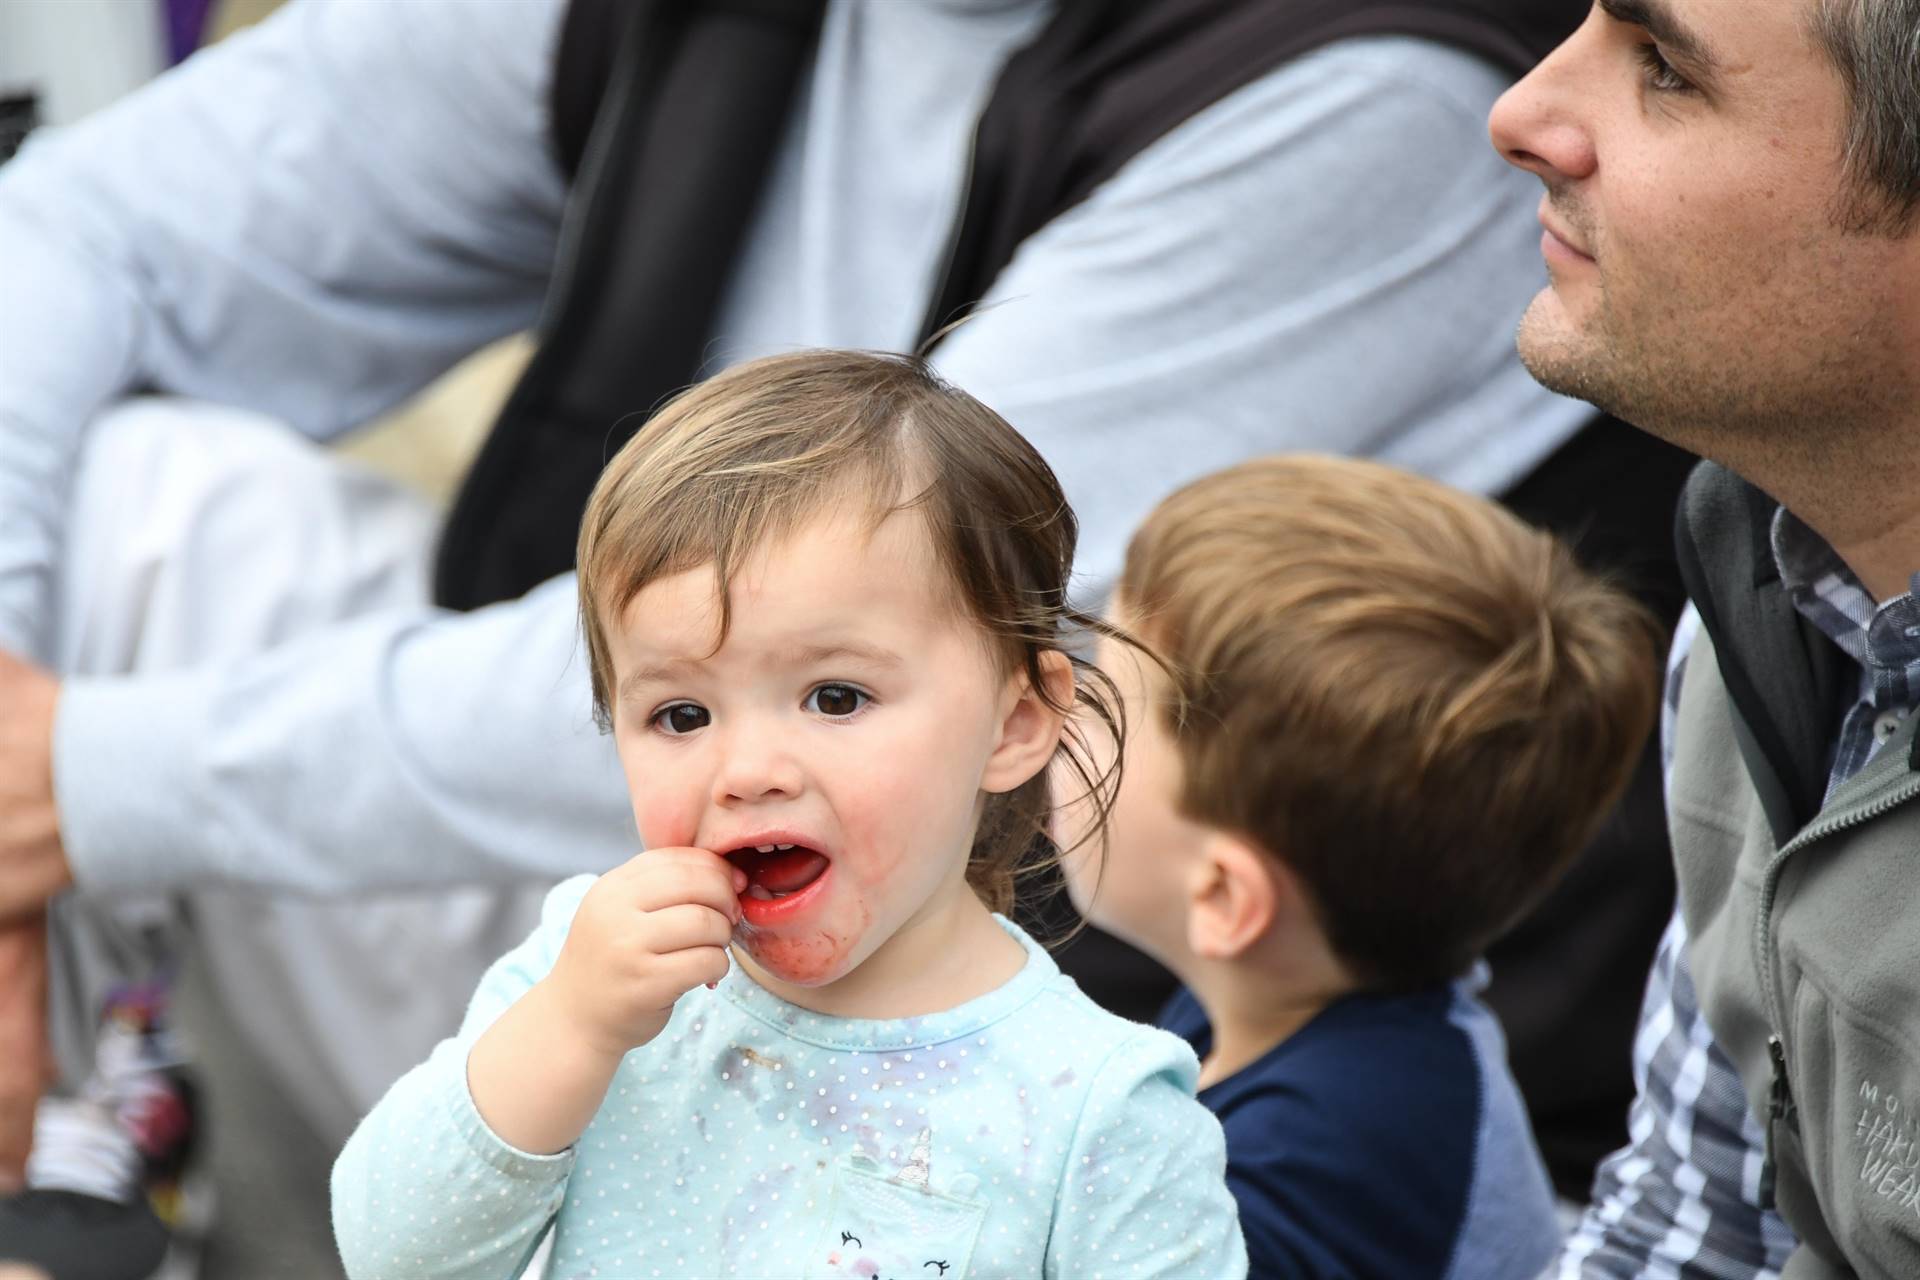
[332,876,1247,1279]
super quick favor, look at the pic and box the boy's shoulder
[1180,982,1479,1142]
[1166,978,1560,1278]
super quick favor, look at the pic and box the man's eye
[924,1263,950,1276]
[839,1231,862,1248]
[1635,42,1693,94]
[806,685,868,718]
[652,703,710,735]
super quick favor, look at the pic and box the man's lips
[1538,199,1594,263]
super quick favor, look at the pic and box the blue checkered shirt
[1553,508,1920,1278]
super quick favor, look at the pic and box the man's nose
[1487,23,1597,185]
[711,725,804,804]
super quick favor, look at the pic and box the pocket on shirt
[1791,972,1920,1275]
[804,1151,986,1280]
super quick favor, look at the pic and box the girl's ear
[981,650,1074,794]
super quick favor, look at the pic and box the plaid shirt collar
[1771,506,1920,787]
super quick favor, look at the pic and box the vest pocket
[804,1152,987,1280]
[1791,973,1920,1273]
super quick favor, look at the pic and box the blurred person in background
[0,0,1685,1271]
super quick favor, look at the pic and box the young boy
[1058,455,1661,1278]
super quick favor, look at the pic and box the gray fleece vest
[1674,463,1920,1278]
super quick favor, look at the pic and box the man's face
[1490,0,1920,456]
[606,509,1018,995]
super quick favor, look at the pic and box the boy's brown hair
[1119,455,1661,990]
[576,348,1123,914]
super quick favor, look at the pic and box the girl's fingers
[657,945,731,995]
[640,902,738,955]
[627,853,743,922]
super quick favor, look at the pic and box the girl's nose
[711,728,805,805]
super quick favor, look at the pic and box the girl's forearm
[466,979,625,1154]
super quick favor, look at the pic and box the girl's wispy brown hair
[576,348,1127,915]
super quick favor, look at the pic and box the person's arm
[0,0,565,662]
[335,854,741,1279]
[465,848,740,1154]
[332,877,587,1280]
[0,655,62,915]
[1044,1030,1248,1280]
[930,35,1594,602]
[52,576,638,896]
[1553,610,1797,1278]
[0,0,571,903]
[1551,912,1798,1278]
[0,657,58,1186]
[0,916,49,1188]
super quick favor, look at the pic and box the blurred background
[4,2,518,1274]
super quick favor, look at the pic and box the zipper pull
[1761,1035,1793,1210]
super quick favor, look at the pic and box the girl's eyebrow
[617,642,905,702]
[779,641,905,670]
[617,657,702,703]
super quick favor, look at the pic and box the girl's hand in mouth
[540,846,747,1059]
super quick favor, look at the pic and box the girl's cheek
[617,739,705,847]
[628,775,703,849]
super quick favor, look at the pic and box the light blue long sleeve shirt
[0,0,1590,897]
[332,877,1248,1280]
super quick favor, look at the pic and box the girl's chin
[732,933,860,991]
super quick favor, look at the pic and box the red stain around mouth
[737,901,870,985]
[740,927,848,985]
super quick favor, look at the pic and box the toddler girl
[330,350,1246,1279]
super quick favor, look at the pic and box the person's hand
[0,651,66,922]
[0,913,51,1192]
[541,848,746,1059]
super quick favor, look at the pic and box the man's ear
[981,650,1074,794]
[1186,833,1280,961]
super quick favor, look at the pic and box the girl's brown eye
[654,703,710,735]
[808,685,866,718]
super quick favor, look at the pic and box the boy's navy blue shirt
[1159,974,1561,1279]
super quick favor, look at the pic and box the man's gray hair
[1811,0,1920,234]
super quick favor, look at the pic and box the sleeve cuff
[54,668,223,893]
[444,1047,577,1184]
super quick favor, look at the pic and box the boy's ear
[1186,833,1280,961]
[981,650,1074,794]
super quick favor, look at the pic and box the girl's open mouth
[724,843,831,926]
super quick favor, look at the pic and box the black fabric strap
[548,0,636,180]
[1676,462,1847,845]
[435,0,826,609]
[0,93,37,165]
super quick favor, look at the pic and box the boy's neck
[1181,957,1357,1092]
